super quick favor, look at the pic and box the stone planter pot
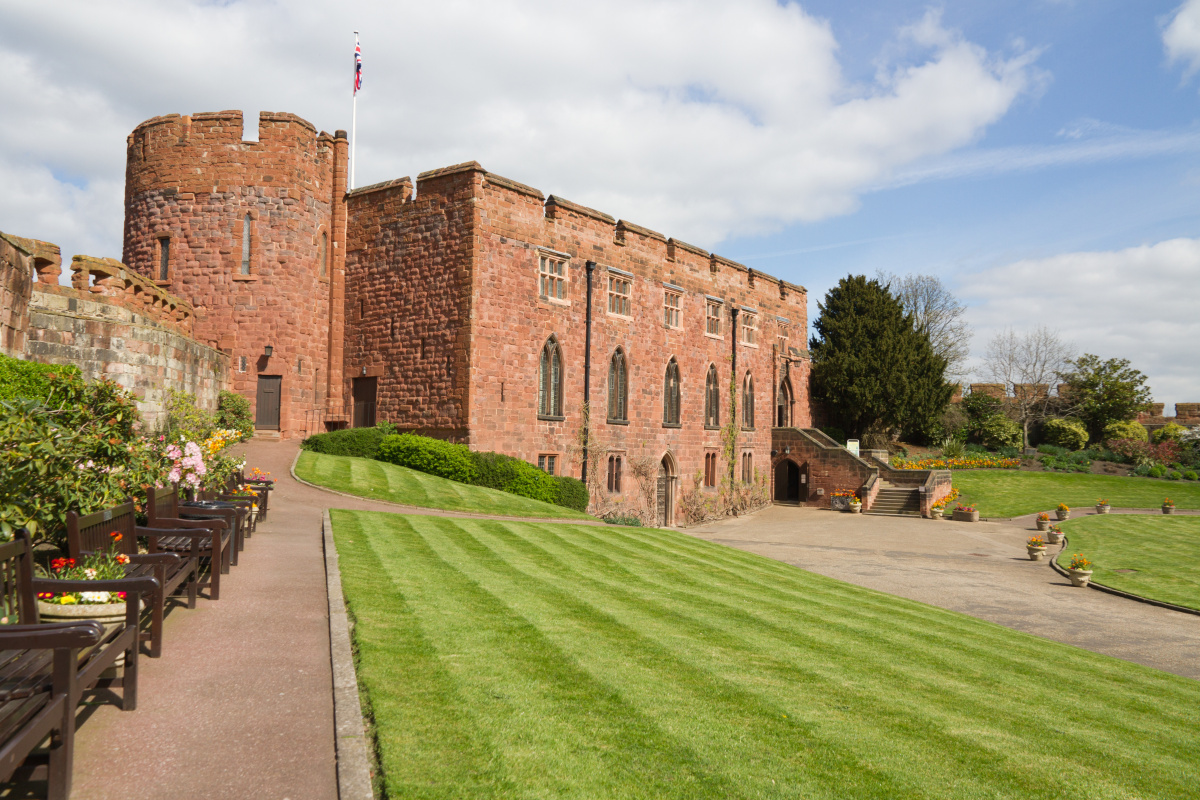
[952,509,980,523]
[1162,506,1176,515]
[930,508,944,520]
[1067,568,1093,588]
[1056,509,1070,520]
[1027,545,1047,561]
[848,503,862,514]
[39,599,139,673]
[1045,530,1064,545]
[830,496,850,512]
[1036,518,1049,531]
[1095,504,1110,515]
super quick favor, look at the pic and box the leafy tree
[1061,354,1153,442]
[809,275,952,443]
[960,390,1004,443]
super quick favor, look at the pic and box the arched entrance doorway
[773,458,809,503]
[776,378,793,428]
[657,453,677,527]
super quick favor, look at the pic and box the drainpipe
[582,260,596,484]
[730,305,739,483]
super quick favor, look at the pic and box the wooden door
[352,377,377,428]
[255,376,282,430]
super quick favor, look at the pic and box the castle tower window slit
[241,214,252,275]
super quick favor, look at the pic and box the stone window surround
[233,207,260,282]
[154,235,171,285]
[316,226,330,283]
[740,306,758,347]
[606,267,633,318]
[705,296,723,339]
[538,247,570,305]
[663,283,683,329]
[538,453,558,475]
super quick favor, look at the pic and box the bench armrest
[32,575,159,596]
[0,621,104,648]
[127,552,182,567]
[153,516,228,532]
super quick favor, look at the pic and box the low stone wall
[2,227,228,429]
[25,284,227,428]
[771,427,879,509]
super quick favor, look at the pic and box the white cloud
[0,0,1035,262]
[1165,0,1200,77]
[961,238,1200,413]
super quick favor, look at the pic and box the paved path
[689,505,1200,680]
[71,439,341,800]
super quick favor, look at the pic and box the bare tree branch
[878,271,972,380]
[981,326,1076,446]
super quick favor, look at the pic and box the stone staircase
[866,480,921,516]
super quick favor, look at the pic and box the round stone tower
[122,110,348,437]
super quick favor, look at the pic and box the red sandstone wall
[468,165,811,513]
[343,166,476,438]
[122,111,346,437]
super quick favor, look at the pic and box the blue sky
[1,0,1197,411]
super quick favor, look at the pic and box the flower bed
[893,455,1020,470]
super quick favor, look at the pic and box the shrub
[1152,423,1187,444]
[216,390,254,441]
[818,426,845,444]
[1040,454,1090,473]
[301,425,391,459]
[938,437,966,459]
[1106,438,1182,468]
[0,353,80,402]
[1185,471,1198,481]
[997,446,1022,459]
[1133,463,1152,477]
[1103,419,1148,443]
[162,389,215,442]
[1041,418,1088,451]
[979,414,1022,450]
[1037,444,1069,457]
[552,475,589,512]
[603,514,643,527]
[376,434,478,484]
[1148,465,1167,478]
[1168,471,1182,480]
[466,450,559,504]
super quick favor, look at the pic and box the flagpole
[351,30,358,191]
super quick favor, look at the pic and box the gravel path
[688,505,1200,680]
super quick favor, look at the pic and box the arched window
[607,454,623,493]
[663,358,681,425]
[704,365,720,428]
[608,348,628,422]
[539,337,563,418]
[241,214,252,275]
[742,372,755,429]
[776,378,793,427]
[319,232,328,278]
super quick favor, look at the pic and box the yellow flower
[60,595,78,605]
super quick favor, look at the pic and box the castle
[4,109,963,521]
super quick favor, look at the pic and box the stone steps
[868,487,921,516]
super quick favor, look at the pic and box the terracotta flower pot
[1027,546,1047,561]
[1036,519,1049,531]
[1067,568,1093,587]
[1096,505,1110,514]
[39,599,140,672]
[1056,510,1070,520]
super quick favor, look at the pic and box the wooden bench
[67,500,201,659]
[146,486,233,601]
[241,470,274,522]
[1,529,103,800]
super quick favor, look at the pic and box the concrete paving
[688,505,1200,680]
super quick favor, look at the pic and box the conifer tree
[809,275,951,443]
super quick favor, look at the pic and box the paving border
[1050,537,1200,617]
[323,507,376,800]
[291,451,605,526]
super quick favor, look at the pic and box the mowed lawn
[333,509,1200,800]
[295,451,594,520]
[950,469,1200,517]
[1057,515,1200,611]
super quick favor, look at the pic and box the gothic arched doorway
[776,378,793,428]
[773,458,808,503]
[658,453,677,527]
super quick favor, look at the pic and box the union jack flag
[354,36,363,95]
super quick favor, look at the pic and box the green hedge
[0,353,79,403]
[1104,419,1148,443]
[377,434,478,484]
[301,425,391,459]
[552,475,589,512]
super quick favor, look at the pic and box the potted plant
[952,503,979,523]
[1045,524,1064,545]
[1035,512,1050,531]
[930,500,945,519]
[830,490,857,512]
[1066,553,1093,587]
[37,532,138,671]
[1095,498,1111,514]
[848,496,863,514]
[1055,503,1071,521]
[1163,497,1176,515]
[1026,535,1047,561]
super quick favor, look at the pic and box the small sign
[846,439,860,457]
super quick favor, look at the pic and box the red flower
[117,592,127,600]
[37,592,55,600]
[110,531,123,542]
[49,557,75,571]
